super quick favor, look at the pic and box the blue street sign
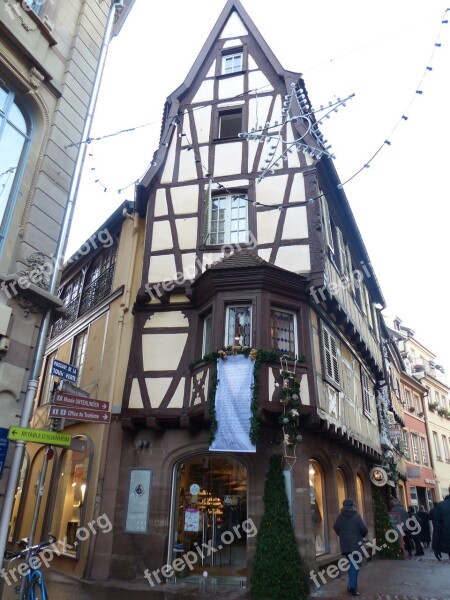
[51,358,78,383]
[0,427,10,480]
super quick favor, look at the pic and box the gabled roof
[136,0,311,205]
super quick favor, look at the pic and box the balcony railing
[51,265,115,338]
[412,356,447,384]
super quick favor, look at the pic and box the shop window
[309,459,328,555]
[50,439,91,556]
[356,475,365,519]
[171,455,248,575]
[270,308,297,356]
[225,305,251,346]
[336,468,346,509]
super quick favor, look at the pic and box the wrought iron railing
[51,265,115,338]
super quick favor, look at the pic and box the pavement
[3,552,449,599]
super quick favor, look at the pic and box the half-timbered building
[105,0,388,586]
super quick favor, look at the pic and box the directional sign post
[49,405,111,424]
[53,392,110,412]
[8,427,72,447]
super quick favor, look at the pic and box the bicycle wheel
[28,572,48,600]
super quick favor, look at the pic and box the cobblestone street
[3,553,446,600]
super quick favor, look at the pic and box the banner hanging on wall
[210,354,256,453]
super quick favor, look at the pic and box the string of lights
[83,9,448,203]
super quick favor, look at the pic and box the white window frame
[420,437,428,465]
[224,305,252,347]
[442,435,450,462]
[411,433,420,464]
[71,329,88,383]
[361,367,372,417]
[409,485,418,506]
[270,307,298,356]
[206,193,248,245]
[401,430,410,459]
[433,431,441,460]
[222,52,243,75]
[321,324,340,387]
[202,314,212,356]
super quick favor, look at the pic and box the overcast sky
[68,0,450,377]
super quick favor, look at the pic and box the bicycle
[4,534,55,600]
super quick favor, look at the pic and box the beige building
[0,0,134,503]
[10,201,143,580]
[386,316,450,501]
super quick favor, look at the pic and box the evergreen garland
[371,485,404,560]
[251,454,309,600]
[190,347,305,445]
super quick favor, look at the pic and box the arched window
[51,437,92,555]
[309,459,328,555]
[356,474,365,519]
[337,468,347,509]
[0,81,31,245]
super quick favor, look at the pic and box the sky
[68,0,450,376]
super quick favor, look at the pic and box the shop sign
[369,466,388,486]
[424,478,436,484]
[125,469,152,534]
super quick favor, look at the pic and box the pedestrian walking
[416,505,431,549]
[334,498,368,596]
[407,506,424,556]
[390,497,413,557]
[432,488,450,561]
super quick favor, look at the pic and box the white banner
[209,354,256,453]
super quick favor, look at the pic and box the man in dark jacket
[334,498,368,596]
[390,497,414,557]
[432,491,450,560]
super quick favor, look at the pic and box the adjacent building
[0,0,134,503]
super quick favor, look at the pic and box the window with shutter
[361,368,371,417]
[322,325,340,386]
[320,196,334,254]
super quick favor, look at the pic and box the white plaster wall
[195,107,212,144]
[142,333,188,371]
[255,174,288,206]
[144,311,187,328]
[219,13,248,38]
[161,142,177,184]
[248,70,272,93]
[176,217,198,249]
[214,143,242,176]
[282,207,308,239]
[166,378,185,408]
[178,146,199,182]
[148,254,176,283]
[275,245,310,273]
[291,173,306,202]
[181,253,199,280]
[145,377,171,407]
[256,211,278,245]
[172,185,199,215]
[257,248,271,262]
[192,79,214,103]
[154,189,168,217]
[219,75,244,99]
[129,378,143,409]
[151,221,173,252]
[206,61,216,77]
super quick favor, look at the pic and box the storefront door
[171,455,248,582]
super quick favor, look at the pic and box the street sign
[53,392,110,412]
[49,405,111,424]
[8,427,72,447]
[0,427,9,479]
[51,358,78,383]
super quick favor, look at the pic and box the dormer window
[222,50,243,75]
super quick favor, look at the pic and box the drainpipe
[0,0,122,566]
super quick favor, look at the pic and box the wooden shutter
[361,368,371,416]
[336,227,347,275]
[321,196,334,253]
[322,326,340,385]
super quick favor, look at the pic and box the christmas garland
[190,346,305,445]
